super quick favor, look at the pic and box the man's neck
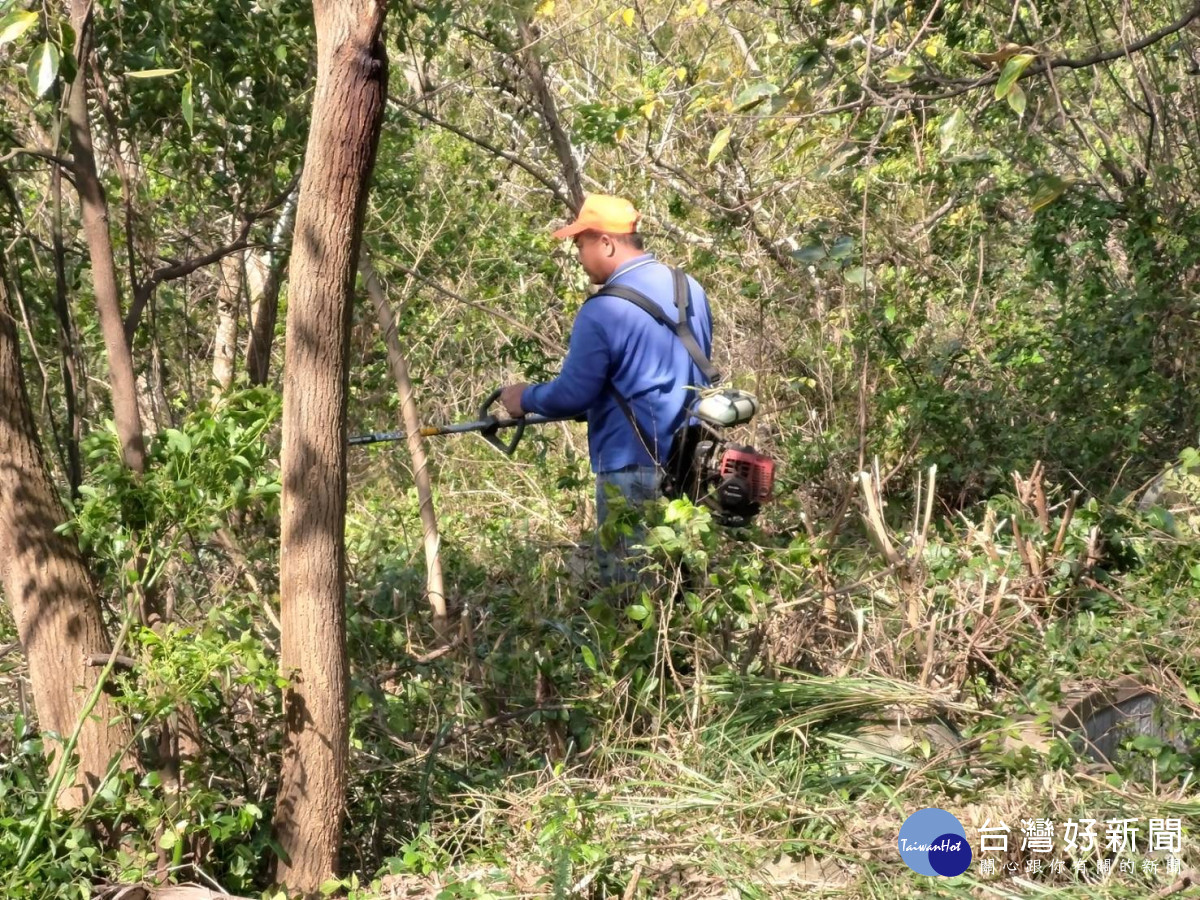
[605,252,652,282]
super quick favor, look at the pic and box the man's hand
[499,382,529,417]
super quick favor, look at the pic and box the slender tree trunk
[359,256,447,636]
[50,163,82,497]
[66,4,198,833]
[212,251,241,395]
[245,257,284,387]
[271,0,387,893]
[0,262,134,809]
[65,0,145,474]
[246,193,295,386]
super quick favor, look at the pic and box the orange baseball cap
[551,194,641,239]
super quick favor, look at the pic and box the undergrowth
[2,395,1199,898]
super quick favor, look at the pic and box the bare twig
[1051,490,1080,557]
[374,636,464,683]
[858,466,904,568]
[85,653,137,671]
[515,15,584,210]
[1149,874,1193,898]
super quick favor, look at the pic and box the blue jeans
[595,466,662,591]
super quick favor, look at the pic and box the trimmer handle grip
[479,387,526,456]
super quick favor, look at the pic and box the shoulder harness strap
[595,269,721,384]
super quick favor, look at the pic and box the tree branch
[122,174,300,342]
[769,3,1200,122]
[908,2,1200,104]
[515,15,584,211]
[123,231,253,342]
[85,652,137,671]
[398,100,573,210]
[391,262,564,354]
[0,146,76,171]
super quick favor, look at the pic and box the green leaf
[580,645,597,672]
[27,40,58,97]
[732,81,778,111]
[126,67,181,79]
[1145,507,1176,534]
[626,604,649,621]
[58,48,76,84]
[182,78,194,132]
[995,53,1034,99]
[843,266,869,286]
[828,235,854,260]
[1006,83,1027,116]
[58,20,74,55]
[648,525,676,545]
[884,65,915,83]
[1028,175,1068,212]
[158,830,177,851]
[706,126,731,166]
[791,244,826,263]
[0,10,37,45]
[164,428,192,454]
[939,108,963,152]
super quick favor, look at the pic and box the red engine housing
[718,445,775,503]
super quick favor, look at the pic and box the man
[499,194,713,587]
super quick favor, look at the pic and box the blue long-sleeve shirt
[521,254,713,473]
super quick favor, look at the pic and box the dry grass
[336,462,1200,899]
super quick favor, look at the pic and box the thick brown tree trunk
[359,256,447,636]
[0,262,134,809]
[271,0,387,893]
[65,0,145,473]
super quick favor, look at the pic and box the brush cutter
[350,386,775,528]
[348,387,573,455]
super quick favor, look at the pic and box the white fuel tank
[694,389,759,427]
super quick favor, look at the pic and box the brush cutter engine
[665,390,776,528]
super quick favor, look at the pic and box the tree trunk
[359,256,447,636]
[65,0,145,474]
[271,0,387,893]
[211,252,241,396]
[245,257,283,387]
[0,261,134,809]
[66,3,199,843]
[246,191,296,387]
[50,162,82,497]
